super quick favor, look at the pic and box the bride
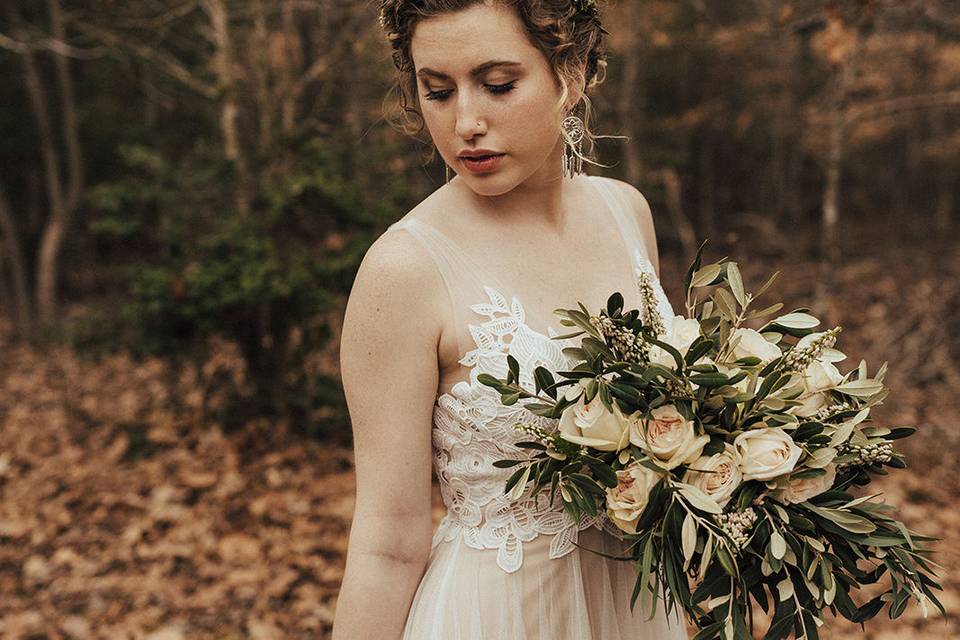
[333,1,689,638]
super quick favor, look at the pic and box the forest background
[0,0,958,638]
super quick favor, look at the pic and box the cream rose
[683,444,743,507]
[558,392,631,452]
[733,427,802,481]
[789,359,845,417]
[630,404,709,470]
[791,392,828,418]
[804,360,843,393]
[604,461,663,534]
[730,328,782,362]
[773,464,837,504]
[649,316,702,368]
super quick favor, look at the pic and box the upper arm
[339,227,443,563]
[609,179,660,279]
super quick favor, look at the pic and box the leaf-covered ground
[1,228,957,639]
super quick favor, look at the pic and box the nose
[454,90,485,140]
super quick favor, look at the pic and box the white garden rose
[604,461,663,534]
[649,315,702,368]
[803,360,844,393]
[629,404,709,470]
[730,327,782,362]
[773,464,837,504]
[789,359,845,417]
[683,444,743,507]
[733,427,803,481]
[558,392,631,452]
[791,392,829,418]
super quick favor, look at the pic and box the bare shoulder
[344,181,464,348]
[595,176,660,278]
[346,220,444,334]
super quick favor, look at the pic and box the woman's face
[410,2,572,195]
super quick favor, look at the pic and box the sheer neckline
[408,176,642,327]
[433,248,663,399]
[414,175,651,396]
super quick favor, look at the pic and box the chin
[458,174,517,197]
[466,180,516,197]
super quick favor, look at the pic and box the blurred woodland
[0,0,959,638]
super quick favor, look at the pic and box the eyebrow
[416,60,522,80]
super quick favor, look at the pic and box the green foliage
[479,248,946,638]
[79,136,384,433]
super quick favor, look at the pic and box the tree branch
[73,20,218,99]
[0,30,107,58]
[847,90,960,123]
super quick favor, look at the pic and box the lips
[458,147,502,159]
[459,153,505,173]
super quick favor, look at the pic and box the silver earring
[561,114,585,178]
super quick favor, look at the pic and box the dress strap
[385,217,508,295]
[384,217,504,391]
[587,175,652,267]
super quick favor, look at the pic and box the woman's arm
[331,228,445,640]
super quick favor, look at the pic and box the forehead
[410,3,541,74]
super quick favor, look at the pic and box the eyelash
[424,81,517,101]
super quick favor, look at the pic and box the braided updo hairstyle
[377,0,612,167]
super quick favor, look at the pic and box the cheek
[420,105,448,139]
[507,89,560,139]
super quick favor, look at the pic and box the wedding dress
[385,175,689,640]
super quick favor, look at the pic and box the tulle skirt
[401,524,691,639]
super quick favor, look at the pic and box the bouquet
[479,242,945,640]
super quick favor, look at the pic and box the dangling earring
[561,114,586,178]
[445,164,453,183]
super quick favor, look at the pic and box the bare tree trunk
[766,0,805,228]
[201,0,250,213]
[50,0,82,214]
[616,0,643,187]
[280,0,298,135]
[251,0,272,153]
[814,9,871,324]
[697,131,716,241]
[820,78,844,269]
[931,111,954,232]
[0,182,34,339]
[142,63,159,130]
[33,0,84,327]
[8,0,85,329]
[0,245,10,327]
[660,168,698,266]
[785,132,803,226]
[933,119,957,232]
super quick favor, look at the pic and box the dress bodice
[384,175,676,573]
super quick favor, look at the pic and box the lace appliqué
[428,252,673,574]
[429,285,628,573]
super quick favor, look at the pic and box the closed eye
[424,81,517,102]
